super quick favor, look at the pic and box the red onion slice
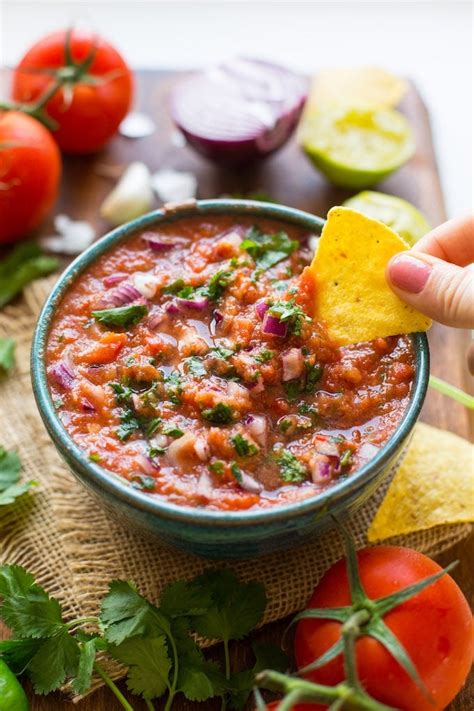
[255,301,269,320]
[103,274,127,287]
[170,57,307,164]
[262,312,288,338]
[176,296,209,311]
[238,472,263,494]
[49,362,75,389]
[142,233,180,252]
[100,282,142,308]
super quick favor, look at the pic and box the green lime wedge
[302,108,415,189]
[343,191,431,245]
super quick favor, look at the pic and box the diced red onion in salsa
[46,215,415,512]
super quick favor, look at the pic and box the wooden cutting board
[2,70,472,710]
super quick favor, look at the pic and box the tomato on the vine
[0,111,61,244]
[294,546,473,711]
[12,30,133,154]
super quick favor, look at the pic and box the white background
[0,0,472,217]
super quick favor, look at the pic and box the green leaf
[202,403,234,425]
[178,657,225,702]
[0,637,42,674]
[190,570,267,643]
[100,580,169,644]
[111,635,171,700]
[185,356,207,378]
[92,304,147,329]
[252,642,288,674]
[0,242,59,308]
[71,638,98,695]
[28,628,80,694]
[0,447,21,490]
[0,480,36,506]
[0,565,63,638]
[231,434,258,457]
[205,269,233,301]
[0,337,15,375]
[159,580,213,618]
[241,227,298,271]
[276,449,308,483]
[267,298,310,336]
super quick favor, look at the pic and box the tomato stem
[341,609,370,689]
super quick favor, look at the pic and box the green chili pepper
[0,659,29,710]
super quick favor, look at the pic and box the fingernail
[388,255,432,294]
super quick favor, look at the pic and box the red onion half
[170,58,308,164]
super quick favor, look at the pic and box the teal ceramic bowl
[31,199,429,559]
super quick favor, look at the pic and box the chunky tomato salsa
[46,215,415,511]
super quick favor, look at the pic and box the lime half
[302,107,415,189]
[343,191,431,245]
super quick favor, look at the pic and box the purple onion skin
[170,58,308,165]
[176,297,209,311]
[142,233,176,252]
[49,362,74,389]
[100,283,142,308]
[103,274,127,287]
[255,301,269,320]
[262,313,288,338]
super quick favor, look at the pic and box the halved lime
[302,107,415,189]
[343,191,431,245]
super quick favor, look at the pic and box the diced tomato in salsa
[46,216,415,511]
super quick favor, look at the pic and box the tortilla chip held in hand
[368,423,474,541]
[309,207,432,345]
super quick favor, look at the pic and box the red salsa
[46,215,415,511]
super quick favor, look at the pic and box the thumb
[387,252,474,328]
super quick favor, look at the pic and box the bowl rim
[31,198,429,528]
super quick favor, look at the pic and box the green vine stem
[256,670,397,711]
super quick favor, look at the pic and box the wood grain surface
[0,70,472,710]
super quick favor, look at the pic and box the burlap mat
[0,275,471,699]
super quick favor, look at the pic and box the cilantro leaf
[227,642,288,710]
[178,657,225,702]
[189,570,267,642]
[0,481,36,506]
[241,227,298,271]
[0,565,63,638]
[0,637,42,674]
[205,270,233,301]
[100,580,170,644]
[276,449,308,483]
[92,304,147,329]
[0,447,21,489]
[267,298,310,336]
[28,628,80,694]
[202,403,234,424]
[0,337,15,375]
[0,242,59,307]
[111,635,171,700]
[231,434,258,457]
[159,580,213,618]
[185,356,207,377]
[71,638,98,695]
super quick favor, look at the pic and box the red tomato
[0,111,61,244]
[294,546,473,711]
[12,30,133,154]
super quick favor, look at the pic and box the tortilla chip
[305,67,407,113]
[308,207,432,345]
[368,423,474,541]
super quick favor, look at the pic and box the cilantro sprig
[0,446,36,506]
[241,227,298,272]
[0,566,274,710]
[267,298,311,337]
[92,304,147,329]
[0,337,16,376]
[0,242,58,308]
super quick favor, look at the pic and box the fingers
[415,215,474,266]
[387,251,474,328]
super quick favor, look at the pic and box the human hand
[387,215,474,328]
